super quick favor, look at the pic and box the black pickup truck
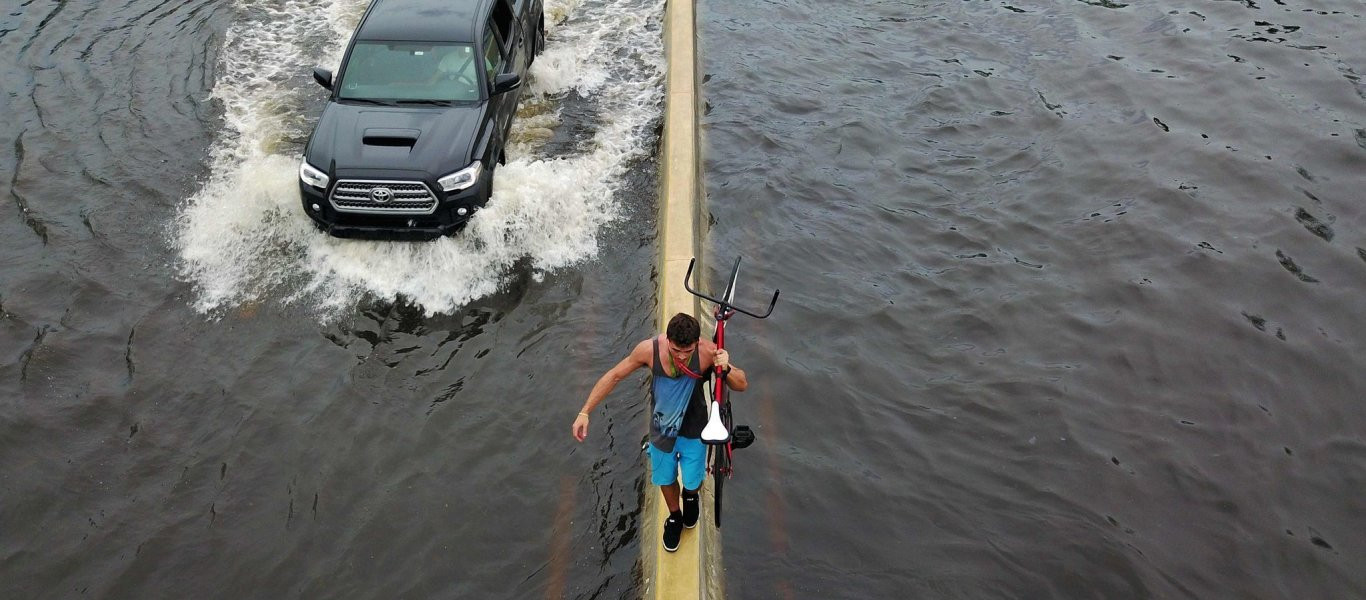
[300,0,545,239]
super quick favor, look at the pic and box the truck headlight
[438,162,483,193]
[299,161,329,189]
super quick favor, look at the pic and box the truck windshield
[337,42,481,103]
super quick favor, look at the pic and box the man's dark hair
[666,313,700,346]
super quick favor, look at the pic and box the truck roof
[355,0,492,44]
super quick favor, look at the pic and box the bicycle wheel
[712,447,727,528]
[713,469,724,528]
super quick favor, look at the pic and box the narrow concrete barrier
[646,0,722,599]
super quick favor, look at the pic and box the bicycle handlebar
[683,257,779,320]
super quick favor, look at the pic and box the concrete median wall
[644,0,722,598]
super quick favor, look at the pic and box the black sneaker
[663,512,683,552]
[682,492,699,529]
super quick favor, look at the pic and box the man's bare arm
[573,340,652,441]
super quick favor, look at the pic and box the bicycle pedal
[731,425,755,449]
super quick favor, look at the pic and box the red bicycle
[684,257,779,527]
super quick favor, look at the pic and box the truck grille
[330,180,438,214]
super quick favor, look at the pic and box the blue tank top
[649,337,706,452]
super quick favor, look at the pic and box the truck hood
[304,102,487,178]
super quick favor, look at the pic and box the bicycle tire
[713,456,725,528]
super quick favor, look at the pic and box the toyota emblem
[370,187,394,204]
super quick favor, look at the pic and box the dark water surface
[3,0,1365,598]
[700,0,1365,598]
[3,0,663,598]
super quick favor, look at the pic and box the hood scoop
[362,128,421,148]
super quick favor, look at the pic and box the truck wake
[175,0,664,317]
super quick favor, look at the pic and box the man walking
[572,313,748,551]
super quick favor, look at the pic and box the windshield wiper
[342,98,397,106]
[395,99,454,106]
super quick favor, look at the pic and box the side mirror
[491,73,521,95]
[313,68,333,90]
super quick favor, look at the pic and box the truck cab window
[492,0,515,51]
[483,28,504,82]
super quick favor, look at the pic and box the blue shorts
[648,436,707,490]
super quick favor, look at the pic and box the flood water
[1,0,1364,598]
[699,0,1366,598]
[4,0,663,597]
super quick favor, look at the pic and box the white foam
[176,0,664,317]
